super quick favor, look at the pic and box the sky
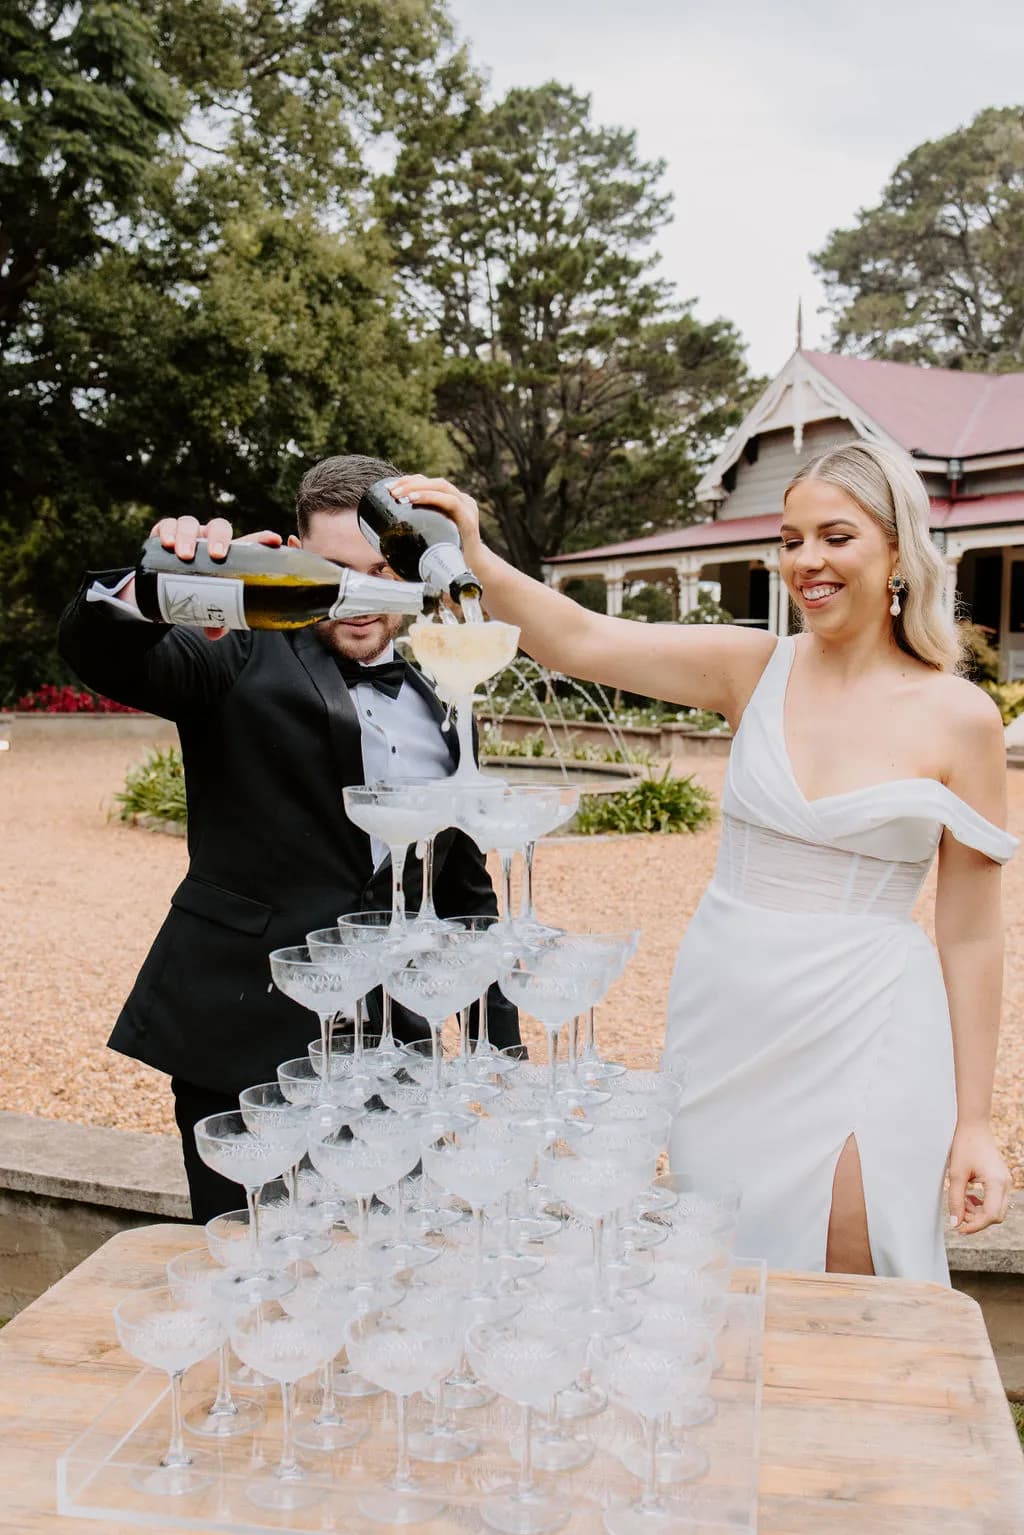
[446,0,1024,377]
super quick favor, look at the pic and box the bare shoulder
[922,672,1006,814]
[925,671,1004,740]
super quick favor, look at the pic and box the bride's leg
[825,1134,875,1276]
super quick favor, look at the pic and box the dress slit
[824,1132,876,1276]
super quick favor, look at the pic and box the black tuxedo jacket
[58,573,519,1094]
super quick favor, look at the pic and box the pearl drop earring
[888,572,906,617]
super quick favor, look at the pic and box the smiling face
[289,509,403,662]
[779,479,898,638]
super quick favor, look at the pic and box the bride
[391,440,1016,1281]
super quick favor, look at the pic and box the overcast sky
[446,0,1024,376]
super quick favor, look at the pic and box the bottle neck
[331,569,426,619]
[418,543,482,602]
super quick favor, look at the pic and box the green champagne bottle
[134,538,427,631]
[357,479,482,604]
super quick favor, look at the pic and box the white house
[542,349,1024,678]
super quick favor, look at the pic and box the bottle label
[156,573,249,629]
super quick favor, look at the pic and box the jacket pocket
[170,874,273,936]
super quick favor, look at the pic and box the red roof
[931,492,1024,530]
[804,350,1024,458]
[547,514,783,562]
[546,495,1024,565]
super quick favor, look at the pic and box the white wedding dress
[663,635,1016,1282]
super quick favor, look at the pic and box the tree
[0,1,471,699]
[385,82,754,577]
[814,106,1024,370]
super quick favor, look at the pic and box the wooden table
[0,1225,1021,1533]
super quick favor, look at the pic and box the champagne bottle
[357,478,482,604]
[134,537,427,631]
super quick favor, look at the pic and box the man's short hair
[295,454,400,537]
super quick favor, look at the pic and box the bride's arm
[392,474,774,724]
[935,686,1012,1235]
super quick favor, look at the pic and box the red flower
[15,685,138,714]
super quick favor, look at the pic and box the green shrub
[116,747,187,826]
[960,622,1000,683]
[981,681,1024,725]
[679,591,734,625]
[573,769,714,835]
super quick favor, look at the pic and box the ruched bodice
[665,634,1016,1284]
[714,813,932,919]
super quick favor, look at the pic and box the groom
[58,453,518,1220]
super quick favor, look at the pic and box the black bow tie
[335,656,407,699]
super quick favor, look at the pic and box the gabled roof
[695,348,1024,504]
[805,351,1024,458]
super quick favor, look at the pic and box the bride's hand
[947,1122,1012,1234]
[388,475,484,561]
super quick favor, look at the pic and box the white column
[764,557,781,635]
[944,555,960,616]
[605,564,625,617]
[673,559,701,619]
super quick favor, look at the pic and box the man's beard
[314,613,404,662]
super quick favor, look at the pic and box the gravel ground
[2,732,1023,1185]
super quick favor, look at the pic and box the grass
[1012,1401,1024,1448]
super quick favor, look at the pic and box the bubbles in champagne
[408,617,519,701]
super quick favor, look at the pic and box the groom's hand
[123,519,283,639]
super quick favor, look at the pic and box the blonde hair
[785,440,962,673]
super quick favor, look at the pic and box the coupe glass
[346,1309,463,1525]
[269,943,375,1100]
[547,930,639,1082]
[112,1286,225,1496]
[627,1272,722,1455]
[308,1112,421,1270]
[651,1171,742,1233]
[505,1291,594,1473]
[231,1300,336,1511]
[540,1127,658,1337]
[454,783,577,931]
[343,782,456,931]
[377,775,462,934]
[591,1320,712,1533]
[465,1317,588,1535]
[337,908,410,1065]
[351,1108,440,1272]
[590,1101,672,1278]
[393,1284,482,1464]
[306,1027,400,1110]
[498,958,608,1128]
[193,1111,300,1298]
[238,1083,327,1262]
[518,786,580,938]
[278,1273,368,1452]
[384,930,502,1099]
[422,1126,534,1303]
[165,1247,264,1439]
[305,924,383,1064]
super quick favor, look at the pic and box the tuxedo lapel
[290,629,366,787]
